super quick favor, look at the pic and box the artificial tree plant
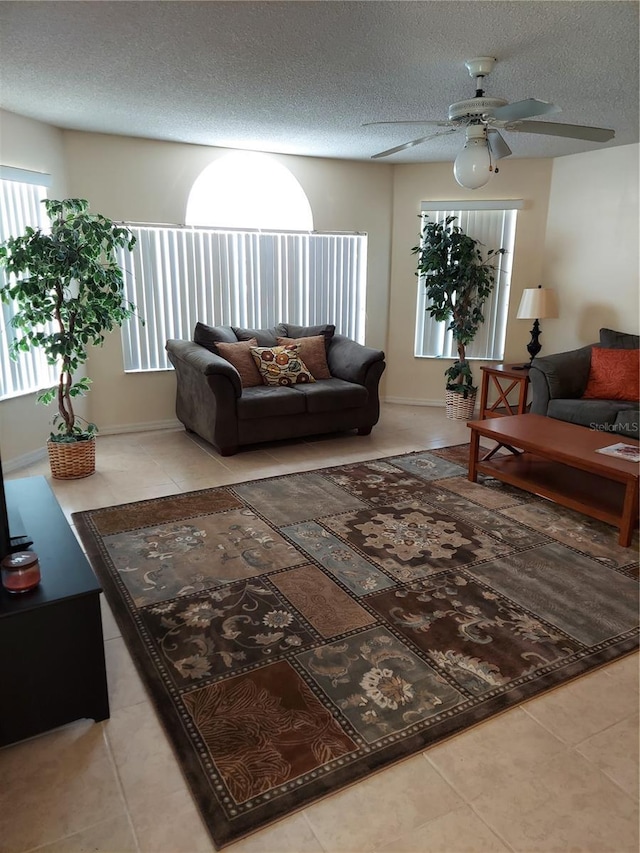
[0,198,137,459]
[413,215,505,400]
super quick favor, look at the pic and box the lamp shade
[516,287,559,320]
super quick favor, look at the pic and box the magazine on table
[595,443,640,463]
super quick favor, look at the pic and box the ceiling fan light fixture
[454,126,491,189]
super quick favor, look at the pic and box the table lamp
[515,285,559,368]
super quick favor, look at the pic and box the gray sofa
[529,327,639,440]
[165,322,386,455]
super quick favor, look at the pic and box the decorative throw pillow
[583,347,639,401]
[275,335,331,379]
[250,344,316,386]
[215,338,263,387]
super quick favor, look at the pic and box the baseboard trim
[2,447,47,473]
[98,418,183,436]
[2,419,183,471]
[383,396,445,407]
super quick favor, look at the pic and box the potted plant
[412,215,505,419]
[0,198,138,478]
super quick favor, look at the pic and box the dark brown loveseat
[165,322,386,455]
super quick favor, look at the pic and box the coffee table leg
[469,429,480,482]
[619,479,639,547]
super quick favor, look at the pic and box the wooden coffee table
[468,414,639,547]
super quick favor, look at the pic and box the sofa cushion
[276,335,331,379]
[193,322,237,353]
[583,347,639,402]
[237,385,306,420]
[276,323,335,351]
[599,328,640,350]
[250,344,316,386]
[548,398,625,429]
[233,326,279,346]
[292,377,368,413]
[612,409,640,440]
[215,338,262,387]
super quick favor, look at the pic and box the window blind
[415,202,520,361]
[0,176,57,401]
[117,225,368,371]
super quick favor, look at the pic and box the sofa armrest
[166,339,242,397]
[327,334,385,385]
[166,339,243,453]
[529,344,594,415]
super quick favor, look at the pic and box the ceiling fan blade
[363,120,453,127]
[506,120,615,142]
[490,98,562,122]
[487,129,512,160]
[371,128,458,159]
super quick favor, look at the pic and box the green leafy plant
[412,215,506,397]
[0,198,138,441]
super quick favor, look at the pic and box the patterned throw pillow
[583,347,639,401]
[250,344,316,387]
[215,338,263,387]
[275,335,331,379]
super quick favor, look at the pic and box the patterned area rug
[73,446,639,848]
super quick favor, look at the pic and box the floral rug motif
[73,446,639,848]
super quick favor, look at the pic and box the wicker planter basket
[47,437,96,479]
[445,389,477,420]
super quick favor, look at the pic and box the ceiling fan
[364,57,615,188]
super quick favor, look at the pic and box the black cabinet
[0,477,109,747]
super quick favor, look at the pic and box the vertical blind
[415,201,522,361]
[117,225,368,371]
[0,175,58,400]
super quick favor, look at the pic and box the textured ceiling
[0,1,638,163]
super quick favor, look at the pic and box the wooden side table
[479,363,530,420]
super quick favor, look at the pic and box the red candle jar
[1,551,41,593]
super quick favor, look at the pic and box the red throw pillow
[583,347,639,401]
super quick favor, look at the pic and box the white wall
[540,143,639,351]
[60,131,394,437]
[0,123,394,461]
[385,158,554,405]
[0,111,70,463]
[61,131,394,350]
[384,145,640,406]
[0,110,69,198]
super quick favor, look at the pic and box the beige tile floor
[1,403,638,853]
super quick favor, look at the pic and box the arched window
[186,152,313,230]
[117,154,367,372]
